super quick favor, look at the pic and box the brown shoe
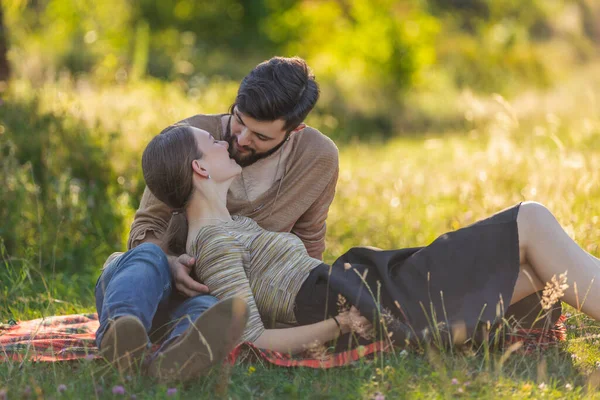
[99,315,149,372]
[147,297,249,382]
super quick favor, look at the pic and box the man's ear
[290,123,306,134]
[192,159,210,179]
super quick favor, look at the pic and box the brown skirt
[294,203,561,347]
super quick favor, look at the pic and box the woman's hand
[336,306,373,336]
[167,254,209,297]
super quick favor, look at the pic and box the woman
[142,124,598,354]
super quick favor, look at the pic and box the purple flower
[130,395,137,399]
[167,388,178,396]
[84,353,96,361]
[57,384,67,393]
[0,389,7,400]
[451,378,459,385]
[373,393,385,400]
[112,385,126,395]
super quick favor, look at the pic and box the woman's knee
[517,201,557,248]
[518,201,555,228]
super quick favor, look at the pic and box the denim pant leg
[95,243,172,347]
[154,294,219,352]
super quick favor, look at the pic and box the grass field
[1,66,600,399]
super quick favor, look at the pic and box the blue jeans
[95,243,218,350]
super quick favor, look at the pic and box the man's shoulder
[179,113,226,135]
[295,126,339,161]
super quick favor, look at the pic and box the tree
[0,1,10,83]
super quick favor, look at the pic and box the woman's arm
[254,307,369,354]
[254,318,341,354]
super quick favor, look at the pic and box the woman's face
[192,127,242,182]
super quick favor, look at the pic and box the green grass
[1,66,600,398]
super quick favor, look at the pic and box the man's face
[224,107,290,167]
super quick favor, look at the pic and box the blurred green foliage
[0,0,598,276]
[3,0,597,138]
[0,96,126,274]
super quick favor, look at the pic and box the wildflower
[565,312,572,318]
[84,353,95,361]
[538,382,546,390]
[23,386,32,397]
[0,389,6,400]
[565,383,573,391]
[167,388,177,396]
[57,384,67,393]
[451,378,459,385]
[351,316,375,340]
[337,294,350,313]
[247,366,256,375]
[457,388,464,393]
[130,395,137,400]
[372,392,385,400]
[303,340,329,360]
[357,346,366,357]
[112,385,126,395]
[126,375,133,382]
[464,381,471,387]
[399,350,408,358]
[541,272,568,310]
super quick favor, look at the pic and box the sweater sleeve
[127,187,171,250]
[291,163,338,260]
[192,230,265,343]
[288,131,339,260]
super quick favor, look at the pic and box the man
[95,56,339,381]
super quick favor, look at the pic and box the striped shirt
[189,216,323,342]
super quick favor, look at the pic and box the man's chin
[235,155,257,168]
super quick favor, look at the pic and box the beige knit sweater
[126,113,339,260]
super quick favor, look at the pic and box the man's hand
[167,254,209,297]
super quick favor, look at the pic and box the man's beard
[223,116,289,167]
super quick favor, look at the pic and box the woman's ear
[192,159,210,179]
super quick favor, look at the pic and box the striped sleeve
[192,229,265,343]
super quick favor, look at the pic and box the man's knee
[129,243,170,274]
[185,295,219,313]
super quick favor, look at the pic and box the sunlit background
[2,1,600,397]
[1,0,599,305]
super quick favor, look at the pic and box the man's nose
[237,129,251,147]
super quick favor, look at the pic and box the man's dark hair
[231,56,320,132]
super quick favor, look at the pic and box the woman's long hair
[142,124,202,255]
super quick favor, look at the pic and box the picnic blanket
[0,313,567,368]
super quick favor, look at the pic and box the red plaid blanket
[0,314,566,367]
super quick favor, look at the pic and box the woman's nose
[219,140,229,149]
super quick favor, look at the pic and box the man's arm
[291,165,338,260]
[128,187,170,250]
[128,187,208,296]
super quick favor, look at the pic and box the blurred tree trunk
[578,0,600,49]
[0,1,10,82]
